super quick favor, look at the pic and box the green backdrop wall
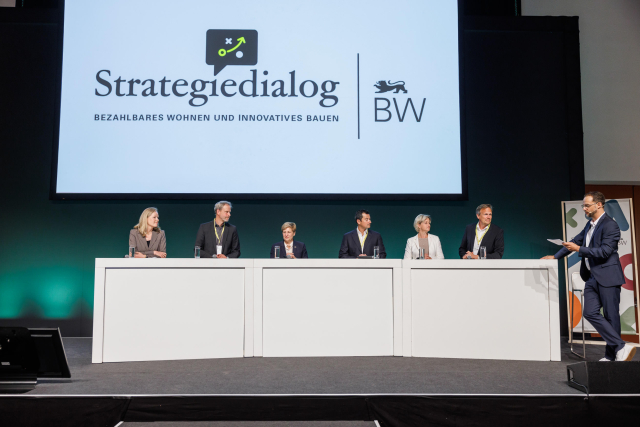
[0,15,584,336]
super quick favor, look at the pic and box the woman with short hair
[403,214,444,259]
[129,207,167,258]
[270,222,308,258]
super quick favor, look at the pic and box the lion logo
[374,80,407,94]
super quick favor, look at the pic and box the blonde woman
[129,207,167,258]
[404,214,444,259]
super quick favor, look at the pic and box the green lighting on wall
[0,267,86,319]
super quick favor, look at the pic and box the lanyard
[475,224,490,245]
[358,230,368,252]
[215,223,225,245]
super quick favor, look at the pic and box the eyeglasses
[581,203,598,209]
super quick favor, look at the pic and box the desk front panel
[410,267,552,361]
[102,267,245,362]
[262,268,394,357]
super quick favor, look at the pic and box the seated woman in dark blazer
[270,222,308,258]
[129,207,167,258]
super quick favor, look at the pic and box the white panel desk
[92,258,253,363]
[402,259,560,361]
[253,259,402,357]
[93,259,560,363]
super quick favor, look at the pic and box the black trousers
[583,275,625,360]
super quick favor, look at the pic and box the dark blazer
[339,229,387,258]
[270,241,308,258]
[458,223,504,259]
[554,213,625,287]
[195,221,241,258]
[129,229,166,257]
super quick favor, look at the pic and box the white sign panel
[56,0,463,196]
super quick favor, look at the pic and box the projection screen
[53,0,465,199]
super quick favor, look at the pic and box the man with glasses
[543,191,636,361]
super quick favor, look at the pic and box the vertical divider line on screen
[357,53,360,139]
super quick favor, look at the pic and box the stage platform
[2,338,639,427]
[25,338,610,395]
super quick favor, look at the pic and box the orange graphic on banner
[570,293,582,329]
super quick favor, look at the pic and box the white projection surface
[56,0,462,196]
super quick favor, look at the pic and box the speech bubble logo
[206,29,258,76]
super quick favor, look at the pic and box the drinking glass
[128,246,135,258]
[373,246,380,259]
[274,246,281,258]
[479,246,487,259]
[418,248,425,260]
[194,246,201,259]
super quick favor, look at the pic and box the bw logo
[374,79,425,123]
[206,30,258,76]
[374,80,407,94]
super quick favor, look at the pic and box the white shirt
[284,241,293,254]
[585,213,605,270]
[472,223,490,255]
[356,228,368,253]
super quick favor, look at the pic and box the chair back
[571,272,586,291]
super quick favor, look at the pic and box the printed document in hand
[547,239,564,245]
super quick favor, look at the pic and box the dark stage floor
[123,423,375,427]
[28,338,638,396]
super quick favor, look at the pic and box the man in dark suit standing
[339,210,386,258]
[543,191,636,361]
[195,200,241,258]
[458,204,504,259]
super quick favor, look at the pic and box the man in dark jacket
[543,191,635,361]
[458,204,504,259]
[195,200,241,258]
[339,210,386,258]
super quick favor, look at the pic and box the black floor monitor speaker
[0,327,70,393]
[567,361,640,394]
[28,328,71,379]
[0,327,38,392]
